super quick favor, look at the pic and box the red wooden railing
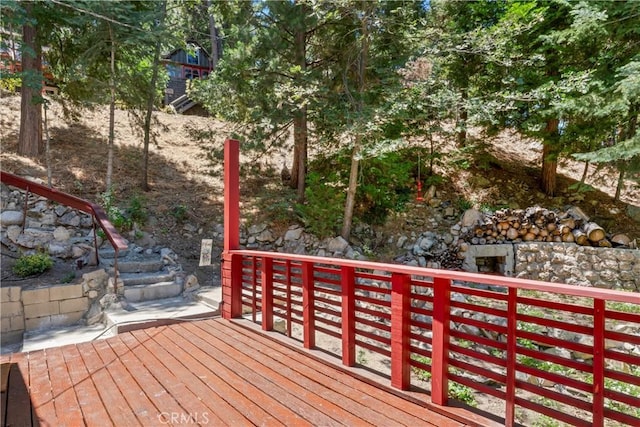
[220,139,640,427]
[0,171,127,277]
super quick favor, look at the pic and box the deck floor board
[2,318,470,427]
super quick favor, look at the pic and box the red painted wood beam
[262,257,273,331]
[302,261,315,349]
[391,273,411,390]
[341,266,356,366]
[223,139,239,252]
[431,276,451,405]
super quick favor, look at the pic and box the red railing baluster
[302,261,315,349]
[251,257,257,323]
[432,276,451,405]
[286,259,292,337]
[593,298,605,427]
[341,266,356,366]
[391,273,411,390]
[505,287,518,427]
[262,256,273,331]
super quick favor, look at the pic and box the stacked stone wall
[515,243,639,290]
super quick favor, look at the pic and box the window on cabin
[187,49,199,65]
[184,68,200,79]
[167,64,179,78]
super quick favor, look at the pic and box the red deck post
[431,276,451,405]
[341,266,356,366]
[592,298,605,427]
[391,273,411,390]
[223,139,240,252]
[505,287,518,427]
[261,257,274,331]
[222,139,242,319]
[302,261,316,349]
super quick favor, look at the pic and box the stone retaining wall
[0,269,110,345]
[514,243,639,291]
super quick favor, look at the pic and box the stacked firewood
[465,206,631,248]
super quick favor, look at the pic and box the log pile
[463,206,630,248]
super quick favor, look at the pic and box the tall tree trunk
[18,3,43,157]
[290,5,308,202]
[456,87,468,147]
[106,24,116,191]
[142,1,167,192]
[541,118,559,196]
[342,10,369,240]
[292,109,307,202]
[614,166,625,201]
[43,100,52,187]
[342,137,360,239]
[206,0,219,69]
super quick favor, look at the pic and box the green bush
[0,77,21,92]
[100,191,148,231]
[296,172,345,238]
[13,252,54,277]
[299,148,415,233]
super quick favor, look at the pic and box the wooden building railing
[0,171,128,278]
[220,139,640,427]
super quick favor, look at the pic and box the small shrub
[0,77,21,92]
[170,204,189,222]
[61,271,76,284]
[456,197,473,211]
[296,172,345,239]
[13,252,54,277]
[126,194,148,226]
[448,381,477,407]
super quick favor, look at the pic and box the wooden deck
[1,318,481,427]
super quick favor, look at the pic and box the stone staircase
[99,246,184,303]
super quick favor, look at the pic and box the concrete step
[119,271,175,286]
[98,247,130,259]
[106,258,164,274]
[105,296,219,333]
[21,323,115,353]
[124,281,182,302]
[196,287,222,312]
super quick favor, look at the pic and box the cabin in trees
[162,41,213,108]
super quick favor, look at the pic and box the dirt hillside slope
[1,94,638,286]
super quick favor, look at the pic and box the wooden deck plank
[197,319,433,427]
[118,331,228,427]
[76,341,141,427]
[106,334,194,424]
[61,344,113,427]
[160,326,319,427]
[217,319,463,427]
[44,346,85,426]
[3,318,473,427]
[181,321,377,426]
[137,327,291,427]
[132,328,258,426]
[25,350,56,425]
[91,338,161,426]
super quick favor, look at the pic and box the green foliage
[13,252,54,277]
[126,194,148,226]
[448,381,477,407]
[297,148,415,236]
[170,204,189,223]
[0,77,21,92]
[456,198,473,211]
[410,354,432,382]
[100,191,147,231]
[60,271,76,284]
[296,172,345,239]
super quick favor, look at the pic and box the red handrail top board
[1,171,127,252]
[229,249,640,305]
